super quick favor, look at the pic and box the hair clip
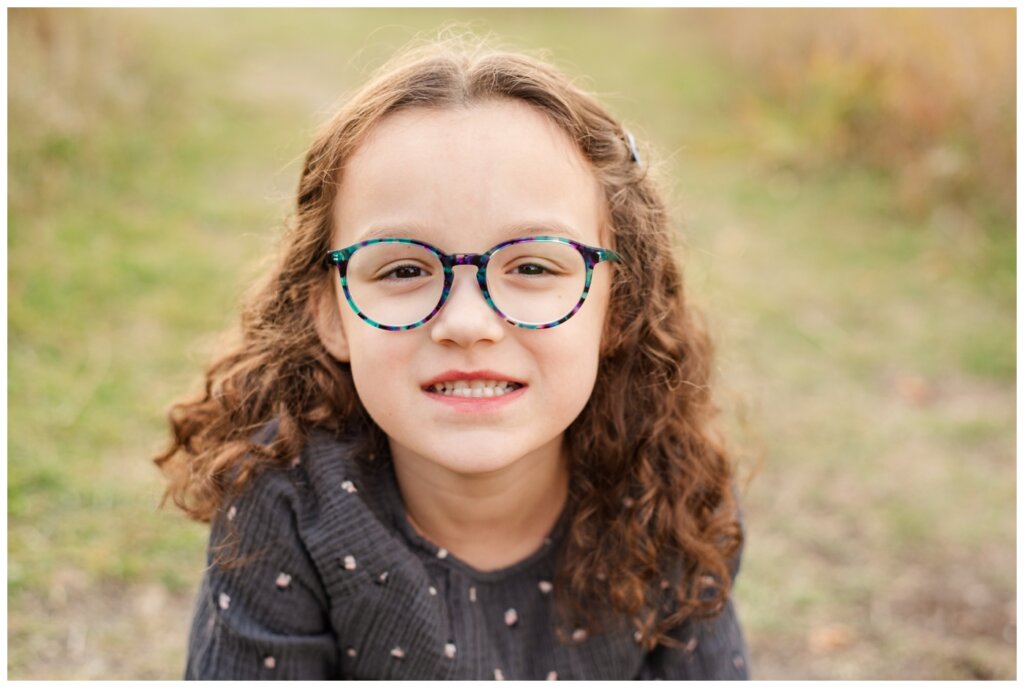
[624,129,642,166]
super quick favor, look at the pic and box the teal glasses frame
[323,235,621,331]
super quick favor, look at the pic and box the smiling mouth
[423,380,526,398]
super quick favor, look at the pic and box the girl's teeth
[429,380,521,397]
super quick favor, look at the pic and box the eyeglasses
[323,235,621,331]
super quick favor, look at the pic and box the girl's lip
[422,384,528,412]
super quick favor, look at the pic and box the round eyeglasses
[323,235,621,331]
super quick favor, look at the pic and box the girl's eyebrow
[355,221,431,243]
[354,220,585,245]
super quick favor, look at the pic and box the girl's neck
[390,437,571,573]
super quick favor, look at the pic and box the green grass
[9,7,1015,680]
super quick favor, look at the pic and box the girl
[156,35,748,680]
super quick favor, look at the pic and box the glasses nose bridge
[445,252,488,287]
[440,252,493,315]
[449,252,485,270]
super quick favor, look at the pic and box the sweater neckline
[376,453,573,584]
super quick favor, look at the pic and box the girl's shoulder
[220,420,408,570]
[224,421,391,529]
[191,425,453,679]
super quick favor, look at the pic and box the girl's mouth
[422,380,526,398]
[421,380,528,412]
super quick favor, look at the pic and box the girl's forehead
[332,101,609,249]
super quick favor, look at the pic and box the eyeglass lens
[344,241,587,327]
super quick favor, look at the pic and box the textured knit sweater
[184,427,750,680]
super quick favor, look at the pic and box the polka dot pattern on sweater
[183,429,750,680]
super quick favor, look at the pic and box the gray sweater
[185,427,750,680]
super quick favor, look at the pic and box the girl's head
[313,98,614,476]
[157,34,740,650]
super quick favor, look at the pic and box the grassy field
[8,8,1015,679]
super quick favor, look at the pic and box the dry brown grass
[692,8,1015,222]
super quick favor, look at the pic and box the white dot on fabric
[469,586,477,603]
[571,628,587,643]
[263,655,276,669]
[341,480,357,493]
[494,668,505,680]
[218,593,230,610]
[390,646,405,659]
[444,643,456,658]
[346,647,357,658]
[275,573,292,590]
[437,547,449,559]
[504,608,518,627]
[546,671,558,680]
[428,586,437,596]
[343,555,357,570]
[685,637,698,653]
[633,630,643,644]
[538,580,553,594]
[227,506,237,521]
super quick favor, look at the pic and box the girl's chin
[421,451,526,477]
[386,428,567,477]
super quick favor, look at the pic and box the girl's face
[316,100,612,476]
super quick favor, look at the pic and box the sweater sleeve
[184,467,340,679]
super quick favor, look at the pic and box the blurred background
[8,8,1015,679]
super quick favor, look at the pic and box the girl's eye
[511,262,554,276]
[378,264,430,280]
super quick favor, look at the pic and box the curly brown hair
[154,33,743,653]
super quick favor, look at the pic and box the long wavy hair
[155,34,742,652]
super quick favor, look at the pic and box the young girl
[156,35,748,680]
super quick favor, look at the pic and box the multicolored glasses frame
[322,235,621,331]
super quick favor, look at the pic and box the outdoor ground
[8,8,1015,679]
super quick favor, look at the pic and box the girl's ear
[311,283,351,362]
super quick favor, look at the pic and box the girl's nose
[429,266,505,347]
